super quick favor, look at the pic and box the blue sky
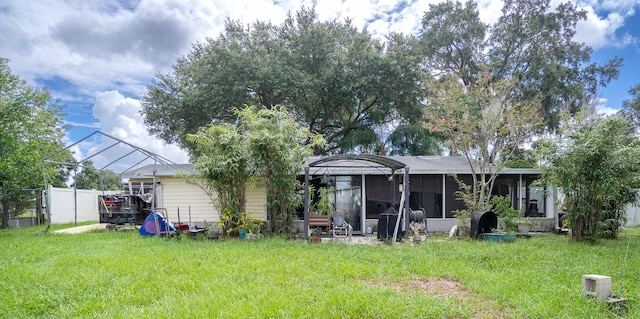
[1,0,639,171]
[591,13,640,111]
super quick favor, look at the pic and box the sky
[1,0,639,172]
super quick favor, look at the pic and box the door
[332,175,362,233]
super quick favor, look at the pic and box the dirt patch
[408,277,470,299]
[378,277,470,299]
[364,277,507,318]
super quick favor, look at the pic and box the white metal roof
[124,155,540,178]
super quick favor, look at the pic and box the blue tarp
[139,212,176,236]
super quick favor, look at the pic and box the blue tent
[139,212,176,236]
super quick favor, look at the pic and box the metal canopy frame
[308,154,407,171]
[40,130,184,233]
[303,154,410,241]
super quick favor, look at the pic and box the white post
[73,169,78,226]
[360,174,366,234]
[392,187,406,244]
[442,174,446,218]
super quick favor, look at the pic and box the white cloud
[595,98,621,115]
[574,6,633,49]
[89,90,189,171]
[2,0,639,169]
[476,0,504,25]
[596,105,620,115]
[579,0,640,12]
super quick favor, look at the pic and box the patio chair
[331,212,351,239]
[526,199,540,217]
[409,207,430,238]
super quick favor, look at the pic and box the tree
[239,106,323,234]
[423,72,542,222]
[541,115,640,242]
[142,8,425,155]
[487,0,621,130]
[419,0,621,132]
[385,125,442,156]
[186,106,321,234]
[620,83,640,127]
[419,0,486,86]
[72,160,122,190]
[186,122,251,215]
[48,151,75,188]
[0,58,69,228]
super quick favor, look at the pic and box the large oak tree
[418,0,621,220]
[142,8,425,155]
[419,0,621,131]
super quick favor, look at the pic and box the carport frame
[41,131,183,234]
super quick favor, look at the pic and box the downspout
[519,174,523,212]
[442,174,446,218]
[361,174,366,234]
[404,167,410,239]
[304,166,309,240]
[391,171,396,209]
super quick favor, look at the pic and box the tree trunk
[1,197,10,229]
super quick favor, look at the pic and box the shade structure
[139,212,175,236]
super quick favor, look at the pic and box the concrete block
[582,274,612,300]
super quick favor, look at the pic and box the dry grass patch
[364,276,468,299]
[365,277,507,319]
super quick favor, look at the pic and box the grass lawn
[1,224,639,318]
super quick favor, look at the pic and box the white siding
[246,186,267,220]
[160,177,217,223]
[159,178,268,222]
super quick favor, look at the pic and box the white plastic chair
[331,212,351,239]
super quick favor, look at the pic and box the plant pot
[517,223,533,234]
[483,233,516,243]
[239,230,247,240]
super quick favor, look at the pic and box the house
[124,164,267,226]
[124,155,556,234]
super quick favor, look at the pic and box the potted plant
[217,207,263,239]
[202,220,219,240]
[237,212,264,240]
[485,195,519,243]
[515,218,533,234]
[310,226,322,243]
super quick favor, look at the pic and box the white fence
[626,204,640,227]
[47,186,119,224]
